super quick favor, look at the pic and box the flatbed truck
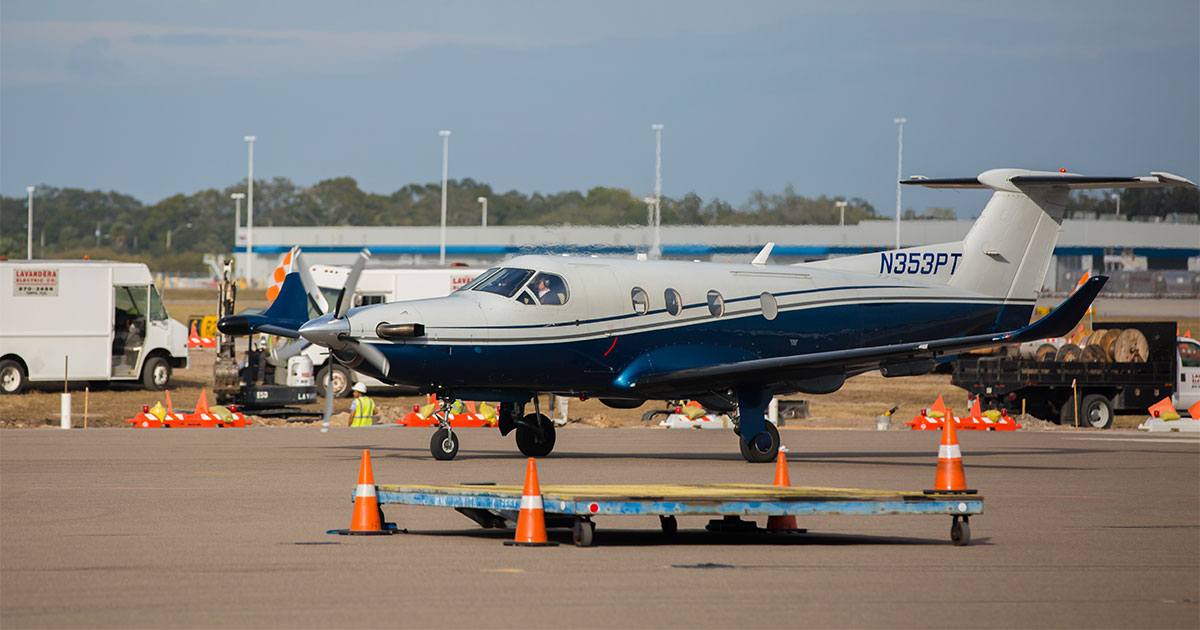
[952,321,1200,428]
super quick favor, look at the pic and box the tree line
[0,177,1194,272]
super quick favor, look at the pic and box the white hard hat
[352,382,367,394]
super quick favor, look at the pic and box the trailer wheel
[572,518,595,547]
[141,356,170,390]
[659,515,678,536]
[951,516,971,546]
[0,359,27,395]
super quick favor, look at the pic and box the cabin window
[517,272,569,305]
[664,289,682,316]
[760,292,778,320]
[473,268,534,298]
[706,290,724,318]
[631,287,649,315]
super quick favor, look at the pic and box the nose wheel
[431,427,459,460]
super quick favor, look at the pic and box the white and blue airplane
[219,168,1194,461]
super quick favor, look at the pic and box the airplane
[219,168,1195,462]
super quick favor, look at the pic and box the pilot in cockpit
[534,276,561,305]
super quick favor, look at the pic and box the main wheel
[316,364,352,398]
[951,516,971,546]
[141,356,170,390]
[516,413,556,457]
[572,519,595,547]
[738,422,780,463]
[430,428,459,460]
[0,359,27,395]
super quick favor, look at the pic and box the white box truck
[0,260,189,394]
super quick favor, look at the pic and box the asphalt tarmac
[2,426,1197,629]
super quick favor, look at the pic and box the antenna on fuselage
[751,242,775,266]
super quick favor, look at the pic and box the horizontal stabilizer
[902,169,1196,191]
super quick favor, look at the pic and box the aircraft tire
[430,428,459,460]
[738,422,779,463]
[516,413,556,457]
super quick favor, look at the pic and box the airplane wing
[628,276,1107,397]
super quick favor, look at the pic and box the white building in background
[233,219,1200,295]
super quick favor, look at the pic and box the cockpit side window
[517,272,569,305]
[472,268,534,298]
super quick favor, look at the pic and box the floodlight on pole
[1111,192,1120,218]
[651,123,664,259]
[166,223,193,250]
[243,135,256,281]
[835,200,848,227]
[893,117,906,250]
[439,130,451,265]
[477,196,487,228]
[26,186,35,259]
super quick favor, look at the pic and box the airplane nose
[299,314,350,349]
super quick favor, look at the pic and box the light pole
[243,135,256,281]
[25,186,34,259]
[477,196,487,228]
[1111,192,1120,219]
[835,200,848,226]
[651,123,663,259]
[166,223,192,250]
[439,130,451,265]
[231,193,245,273]
[893,117,906,250]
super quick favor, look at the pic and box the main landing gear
[426,394,558,460]
[734,387,781,463]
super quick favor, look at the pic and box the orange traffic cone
[193,389,210,415]
[328,450,396,535]
[504,458,558,547]
[165,390,174,415]
[1190,401,1200,421]
[766,446,801,532]
[930,408,972,493]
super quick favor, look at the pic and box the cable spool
[1080,344,1108,362]
[1055,343,1082,362]
[1096,329,1121,361]
[1112,328,1149,363]
[1035,343,1058,361]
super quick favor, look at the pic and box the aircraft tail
[217,270,313,337]
[903,169,1195,300]
[808,169,1195,303]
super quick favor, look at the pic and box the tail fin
[216,271,313,338]
[904,169,1195,300]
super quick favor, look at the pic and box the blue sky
[2,0,1197,219]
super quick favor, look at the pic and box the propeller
[299,249,390,377]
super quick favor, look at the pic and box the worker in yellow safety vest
[349,382,377,427]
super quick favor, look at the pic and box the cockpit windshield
[456,267,501,292]
[471,268,534,298]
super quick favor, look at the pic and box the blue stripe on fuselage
[349,300,1033,397]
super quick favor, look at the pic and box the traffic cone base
[328,450,397,536]
[505,458,558,547]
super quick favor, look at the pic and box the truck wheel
[1079,394,1114,429]
[141,356,170,390]
[316,364,352,398]
[0,359,27,395]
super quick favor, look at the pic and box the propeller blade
[335,249,371,320]
[348,339,390,377]
[272,338,310,362]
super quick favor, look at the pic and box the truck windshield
[149,285,168,321]
[471,268,534,298]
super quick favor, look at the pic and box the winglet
[751,243,775,266]
[1000,276,1107,344]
